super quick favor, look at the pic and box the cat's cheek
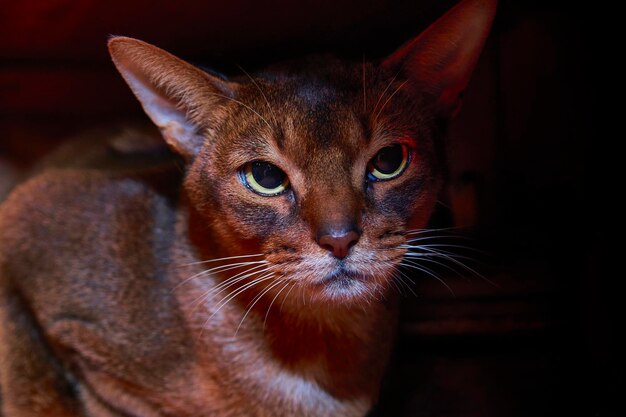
[406,189,440,230]
[219,191,297,241]
[366,175,423,223]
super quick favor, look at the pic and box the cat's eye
[367,144,410,181]
[241,161,289,196]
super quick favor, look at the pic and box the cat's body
[0,1,496,416]
[0,160,391,416]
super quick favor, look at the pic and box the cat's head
[109,0,496,306]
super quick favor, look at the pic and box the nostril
[318,230,360,259]
[345,232,359,250]
[320,243,334,252]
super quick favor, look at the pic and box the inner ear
[108,36,237,161]
[382,0,497,118]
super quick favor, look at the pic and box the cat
[0,0,496,415]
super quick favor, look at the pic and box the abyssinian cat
[0,0,496,415]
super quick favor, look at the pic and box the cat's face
[108,0,496,305]
[186,65,442,303]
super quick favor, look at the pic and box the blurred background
[0,1,609,416]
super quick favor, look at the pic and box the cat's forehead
[278,79,365,164]
[292,79,337,107]
[223,63,373,175]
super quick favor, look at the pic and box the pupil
[251,162,284,189]
[374,145,403,174]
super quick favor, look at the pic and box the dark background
[0,1,611,416]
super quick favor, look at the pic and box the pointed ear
[108,36,236,160]
[383,0,497,118]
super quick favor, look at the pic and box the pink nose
[317,230,360,259]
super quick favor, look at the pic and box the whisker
[189,265,274,313]
[403,254,470,281]
[301,280,307,307]
[403,250,477,263]
[264,280,291,328]
[372,70,400,115]
[399,260,455,296]
[375,79,409,120]
[204,264,275,299]
[376,258,416,297]
[403,245,497,288]
[404,247,491,282]
[185,260,268,280]
[279,280,299,312]
[234,278,284,336]
[171,260,268,293]
[405,235,473,244]
[395,269,417,296]
[178,253,265,267]
[237,65,278,126]
[202,273,276,331]
[212,272,275,313]
[405,226,463,235]
[206,92,274,132]
[388,271,405,296]
[403,243,485,254]
[402,242,485,262]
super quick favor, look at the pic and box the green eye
[241,161,289,196]
[367,144,410,181]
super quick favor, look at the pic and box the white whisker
[172,260,269,293]
[388,272,404,296]
[234,278,284,337]
[189,265,274,314]
[403,254,470,281]
[207,92,274,132]
[178,253,265,267]
[405,235,472,244]
[375,79,409,120]
[403,249,477,263]
[372,70,400,116]
[237,65,278,126]
[279,281,299,312]
[404,243,484,254]
[264,280,291,328]
[399,260,455,296]
[394,269,417,296]
[200,273,276,334]
[204,264,275,299]
[405,226,462,235]
[403,244,494,286]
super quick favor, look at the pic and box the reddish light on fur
[384,0,497,117]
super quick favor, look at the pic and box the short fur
[0,1,496,415]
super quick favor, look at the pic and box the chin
[313,269,393,305]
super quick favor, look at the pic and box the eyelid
[240,161,290,197]
[367,144,410,181]
[226,134,288,171]
[367,134,414,157]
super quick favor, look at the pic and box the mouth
[322,267,365,285]
[316,265,372,300]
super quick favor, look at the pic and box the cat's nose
[317,229,360,259]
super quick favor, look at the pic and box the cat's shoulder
[0,164,182,259]
[1,127,182,228]
[2,163,178,216]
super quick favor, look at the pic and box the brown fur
[0,1,496,415]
